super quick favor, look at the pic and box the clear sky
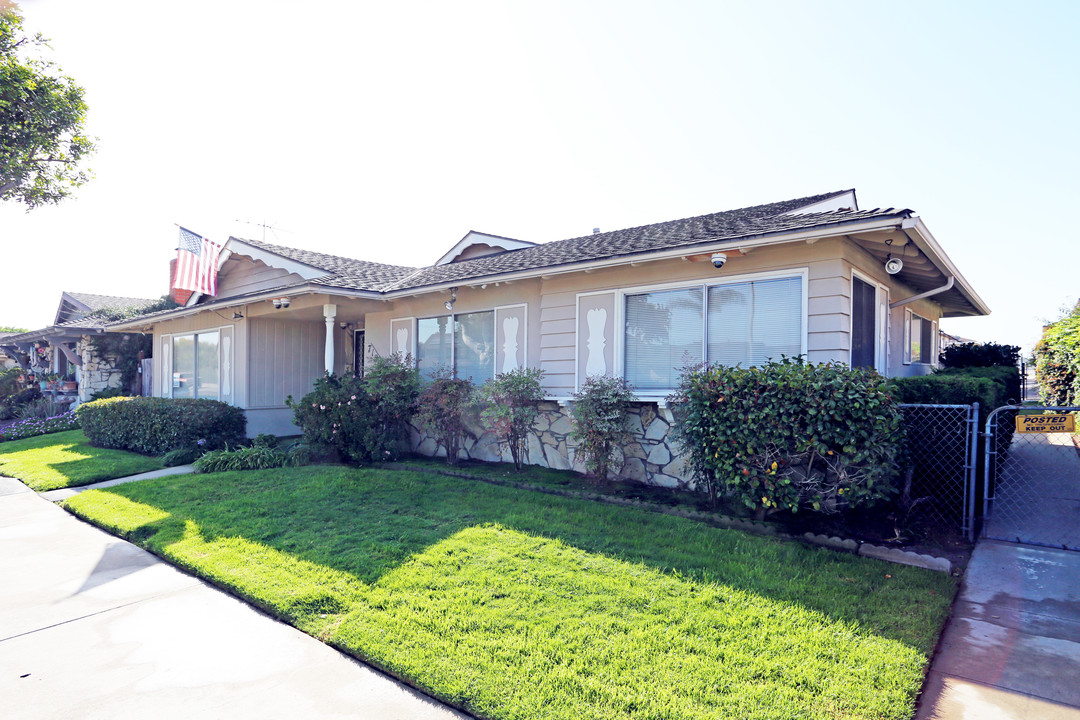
[3,0,1077,353]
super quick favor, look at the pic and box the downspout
[889,275,955,309]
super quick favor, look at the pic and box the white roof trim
[434,231,537,266]
[783,190,858,215]
[223,238,328,280]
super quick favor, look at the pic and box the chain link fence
[898,403,979,539]
[983,406,1080,550]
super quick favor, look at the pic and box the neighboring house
[110,189,989,484]
[0,334,20,370]
[0,292,158,403]
[938,328,976,353]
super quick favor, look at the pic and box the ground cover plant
[64,465,956,720]
[0,429,163,491]
[0,409,79,442]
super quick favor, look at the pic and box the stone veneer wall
[409,401,693,488]
[76,336,126,403]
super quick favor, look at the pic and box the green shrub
[570,375,635,482]
[289,374,369,463]
[160,446,205,467]
[0,385,41,420]
[479,367,546,472]
[18,397,71,419]
[194,444,286,473]
[289,359,420,465]
[939,341,1020,369]
[415,368,476,466]
[1035,305,1080,406]
[0,366,24,397]
[76,396,246,455]
[890,373,1003,409]
[935,366,1020,404]
[362,353,421,456]
[670,358,904,519]
[90,387,128,401]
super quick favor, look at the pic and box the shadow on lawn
[81,464,954,652]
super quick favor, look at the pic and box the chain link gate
[982,405,1080,549]
[898,403,980,540]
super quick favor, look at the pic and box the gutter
[890,275,955,309]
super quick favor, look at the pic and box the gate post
[965,402,979,541]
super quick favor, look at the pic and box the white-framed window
[170,330,220,399]
[416,310,496,384]
[621,271,806,393]
[904,310,934,365]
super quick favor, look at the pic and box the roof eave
[901,217,991,317]
[106,284,386,330]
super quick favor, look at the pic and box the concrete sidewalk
[0,475,467,720]
[916,540,1080,719]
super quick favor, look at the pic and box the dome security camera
[711,252,727,269]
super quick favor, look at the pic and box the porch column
[323,304,337,375]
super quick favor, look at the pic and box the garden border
[388,462,954,574]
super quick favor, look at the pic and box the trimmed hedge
[76,396,246,455]
[890,373,1003,410]
[670,358,905,518]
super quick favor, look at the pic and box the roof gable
[434,231,538,266]
[55,291,157,324]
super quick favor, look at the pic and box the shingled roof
[113,188,986,328]
[64,292,159,312]
[230,190,907,293]
[234,238,418,292]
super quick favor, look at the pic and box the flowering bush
[0,410,80,442]
[415,368,476,466]
[289,359,419,465]
[669,358,904,519]
[479,367,546,471]
[570,375,635,482]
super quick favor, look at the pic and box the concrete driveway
[0,476,467,720]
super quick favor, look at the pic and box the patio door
[851,274,887,373]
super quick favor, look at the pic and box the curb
[389,462,954,574]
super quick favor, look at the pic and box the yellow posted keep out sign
[1016,414,1076,434]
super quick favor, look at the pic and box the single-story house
[0,292,158,403]
[109,189,989,485]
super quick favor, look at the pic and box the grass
[0,430,164,491]
[63,465,956,719]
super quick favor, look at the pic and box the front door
[353,330,366,376]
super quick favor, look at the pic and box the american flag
[173,227,222,296]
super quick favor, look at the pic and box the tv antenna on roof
[234,219,293,243]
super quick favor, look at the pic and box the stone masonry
[76,336,126,403]
[409,401,694,488]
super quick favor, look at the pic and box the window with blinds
[623,275,803,391]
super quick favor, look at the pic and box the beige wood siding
[539,291,577,394]
[247,318,324,408]
[215,256,306,299]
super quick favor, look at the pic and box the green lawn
[63,465,956,720]
[0,430,164,491]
